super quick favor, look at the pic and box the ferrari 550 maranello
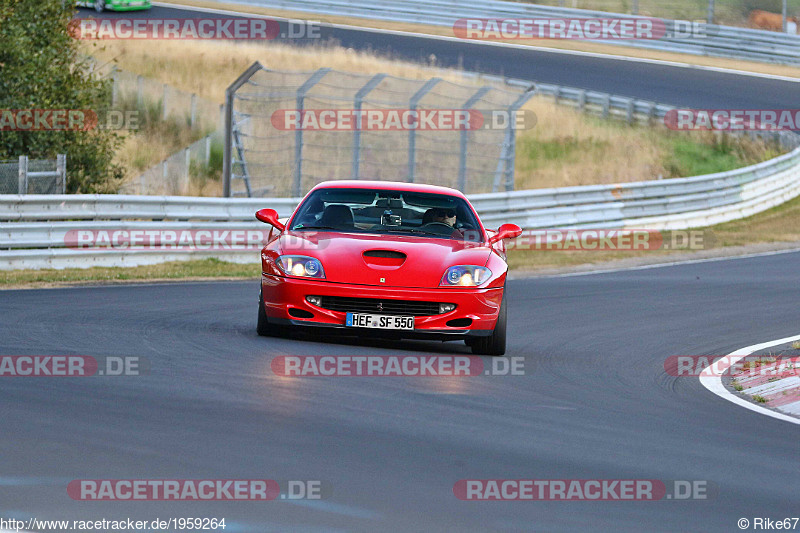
[254,181,522,355]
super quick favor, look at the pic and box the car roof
[309,180,468,200]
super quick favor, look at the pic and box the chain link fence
[223,63,535,198]
[0,155,66,194]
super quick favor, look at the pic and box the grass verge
[0,258,260,289]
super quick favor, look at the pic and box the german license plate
[346,312,414,330]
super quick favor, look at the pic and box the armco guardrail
[2,143,799,269]
[0,196,297,270]
[240,0,800,65]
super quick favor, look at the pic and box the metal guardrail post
[294,68,331,197]
[626,99,635,124]
[783,0,788,33]
[57,154,66,194]
[458,86,491,192]
[162,84,168,121]
[352,73,387,180]
[223,62,264,197]
[18,156,28,195]
[707,0,714,24]
[578,90,586,111]
[111,65,118,107]
[407,78,440,183]
[184,148,191,193]
[190,94,197,129]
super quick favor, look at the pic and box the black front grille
[318,296,445,316]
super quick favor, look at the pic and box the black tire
[94,0,105,12]
[257,289,277,337]
[471,290,507,356]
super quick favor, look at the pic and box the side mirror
[255,208,285,231]
[488,223,522,244]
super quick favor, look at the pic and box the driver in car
[427,208,463,239]
[432,208,456,226]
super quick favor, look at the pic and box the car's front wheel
[470,290,507,356]
[257,289,286,337]
[94,0,105,12]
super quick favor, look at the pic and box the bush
[0,0,125,192]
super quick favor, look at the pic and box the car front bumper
[261,274,503,339]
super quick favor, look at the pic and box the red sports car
[254,181,522,355]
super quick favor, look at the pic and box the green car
[77,0,151,12]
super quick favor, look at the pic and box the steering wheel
[421,222,463,238]
[421,222,453,230]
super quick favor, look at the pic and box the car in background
[254,181,522,355]
[76,0,151,12]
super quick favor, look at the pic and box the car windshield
[289,188,483,242]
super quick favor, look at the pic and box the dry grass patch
[83,39,473,104]
[88,39,779,193]
[514,100,780,189]
[707,192,800,246]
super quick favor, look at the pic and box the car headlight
[440,265,492,287]
[276,255,325,279]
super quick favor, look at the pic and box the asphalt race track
[75,4,800,111]
[1,251,799,531]
[7,6,795,531]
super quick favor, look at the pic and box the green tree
[0,0,124,192]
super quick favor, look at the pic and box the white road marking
[699,333,800,425]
